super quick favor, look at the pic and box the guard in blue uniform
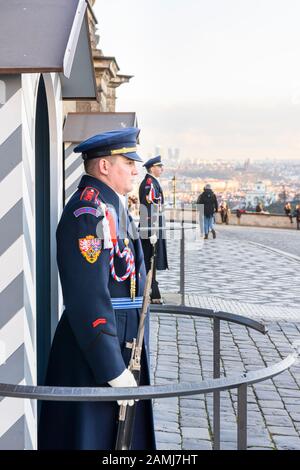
[139,156,168,304]
[38,128,156,450]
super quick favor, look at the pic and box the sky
[94,0,300,162]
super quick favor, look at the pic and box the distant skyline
[94,0,300,162]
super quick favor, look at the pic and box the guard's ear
[98,158,110,175]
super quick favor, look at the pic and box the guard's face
[107,155,138,195]
[151,165,163,178]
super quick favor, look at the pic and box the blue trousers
[204,216,214,235]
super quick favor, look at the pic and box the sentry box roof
[63,112,138,143]
[0,0,97,100]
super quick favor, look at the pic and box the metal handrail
[0,304,297,450]
[0,354,296,401]
[1,220,297,450]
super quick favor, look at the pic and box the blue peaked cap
[73,127,143,162]
[143,155,163,169]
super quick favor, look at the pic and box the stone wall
[215,211,298,229]
[164,208,298,230]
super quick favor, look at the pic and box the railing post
[213,318,221,450]
[180,210,185,306]
[237,384,247,450]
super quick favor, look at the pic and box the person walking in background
[284,202,293,224]
[197,184,218,239]
[220,201,229,225]
[293,204,300,230]
[236,208,242,225]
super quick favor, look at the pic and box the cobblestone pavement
[151,226,300,450]
[157,226,300,309]
[218,224,300,258]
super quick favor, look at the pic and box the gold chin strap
[110,147,137,155]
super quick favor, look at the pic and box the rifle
[115,240,156,450]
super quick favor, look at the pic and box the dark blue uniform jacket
[38,175,156,450]
[139,174,168,271]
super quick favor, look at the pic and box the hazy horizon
[94,1,300,163]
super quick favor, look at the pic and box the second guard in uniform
[38,128,156,450]
[139,156,168,304]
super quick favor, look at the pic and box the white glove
[149,234,157,245]
[108,369,137,407]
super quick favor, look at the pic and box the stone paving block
[178,373,202,381]
[181,427,210,440]
[183,394,206,401]
[246,403,262,412]
[280,397,300,405]
[268,426,299,437]
[264,415,295,427]
[156,442,182,450]
[180,398,205,407]
[178,346,199,353]
[157,362,179,369]
[272,435,300,450]
[273,379,300,389]
[219,441,236,450]
[247,436,273,447]
[220,429,237,442]
[179,367,202,376]
[153,401,179,414]
[155,377,178,384]
[260,407,289,416]
[253,382,277,391]
[179,416,209,428]
[246,418,267,427]
[284,405,300,415]
[247,423,270,433]
[180,364,203,373]
[155,421,180,433]
[254,391,282,401]
[155,370,178,380]
[155,431,181,445]
[276,388,300,397]
[158,348,178,355]
[180,407,208,419]
[156,354,179,362]
[179,354,200,361]
[258,400,285,409]
[182,439,212,450]
[153,412,179,424]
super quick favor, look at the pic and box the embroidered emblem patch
[73,207,103,218]
[78,235,102,263]
[146,177,152,185]
[92,318,107,328]
[80,187,99,203]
